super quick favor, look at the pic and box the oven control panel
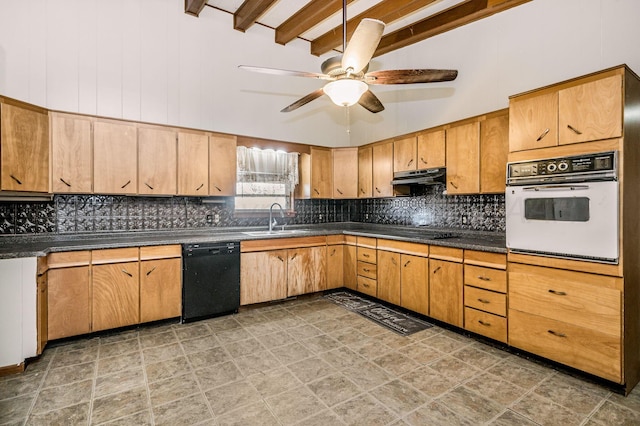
[507,151,617,184]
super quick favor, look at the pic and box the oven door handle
[522,184,590,192]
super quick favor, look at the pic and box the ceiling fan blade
[281,88,325,113]
[358,90,384,113]
[341,18,385,75]
[366,69,458,85]
[239,65,329,80]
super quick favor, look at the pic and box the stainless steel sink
[242,230,308,237]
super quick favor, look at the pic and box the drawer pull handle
[548,289,567,296]
[290,253,297,261]
[477,298,490,304]
[433,266,441,274]
[146,267,156,276]
[536,128,550,141]
[478,320,491,327]
[548,330,566,338]
[477,276,491,281]
[407,159,414,167]
[60,178,72,187]
[337,188,343,195]
[363,268,371,273]
[449,181,458,189]
[361,283,370,288]
[121,269,133,277]
[121,180,131,189]
[10,174,22,185]
[277,256,284,262]
[567,124,582,135]
[404,260,411,267]
[362,253,370,258]
[196,183,204,191]
[420,157,427,165]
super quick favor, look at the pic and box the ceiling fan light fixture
[323,79,368,107]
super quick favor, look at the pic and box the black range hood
[391,168,446,185]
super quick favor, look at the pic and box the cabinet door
[393,136,417,172]
[429,259,463,327]
[51,113,92,193]
[311,147,332,198]
[0,102,49,192]
[178,131,209,195]
[446,122,480,194]
[140,258,181,323]
[400,254,428,316]
[332,148,358,198]
[559,75,622,145]
[372,142,394,197]
[288,246,327,296]
[344,244,357,291]
[240,250,287,305]
[417,129,445,169]
[509,92,558,152]
[93,121,137,194]
[92,262,140,332]
[377,250,401,305]
[138,127,177,195]
[480,114,509,194]
[37,272,48,354]
[327,245,344,290]
[358,146,373,198]
[209,134,237,196]
[48,266,91,340]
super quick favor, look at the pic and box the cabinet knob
[478,320,491,327]
[60,178,72,187]
[362,253,370,258]
[536,128,550,142]
[547,329,566,338]
[548,289,567,296]
[477,276,491,281]
[477,298,490,304]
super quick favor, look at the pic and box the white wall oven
[506,151,619,264]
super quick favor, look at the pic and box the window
[235,146,299,212]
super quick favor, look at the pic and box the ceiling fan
[239,1,458,113]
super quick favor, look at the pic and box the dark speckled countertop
[0,222,506,259]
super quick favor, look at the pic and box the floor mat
[325,291,433,336]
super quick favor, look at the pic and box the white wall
[0,0,639,147]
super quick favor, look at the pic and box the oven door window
[524,197,590,221]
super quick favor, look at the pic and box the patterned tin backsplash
[0,185,504,235]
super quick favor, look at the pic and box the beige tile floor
[2,294,640,425]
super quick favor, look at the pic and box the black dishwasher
[182,241,240,323]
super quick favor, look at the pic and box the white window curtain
[236,146,299,210]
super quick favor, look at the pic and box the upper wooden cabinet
[310,147,332,198]
[138,126,177,196]
[0,100,49,192]
[446,121,480,195]
[393,136,417,172]
[51,113,93,193]
[332,147,358,198]
[358,146,373,198]
[93,120,137,194]
[510,71,623,152]
[480,113,509,194]
[178,130,209,196]
[417,129,446,169]
[209,134,237,196]
[372,141,394,197]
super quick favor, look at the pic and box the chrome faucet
[269,202,286,232]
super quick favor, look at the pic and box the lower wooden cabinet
[343,241,357,291]
[288,246,327,297]
[399,254,429,316]
[429,256,463,328]
[326,243,344,290]
[92,261,140,332]
[240,250,287,305]
[377,250,400,305]
[140,257,182,323]
[36,270,48,355]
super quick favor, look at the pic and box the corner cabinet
[93,120,137,194]
[51,112,93,193]
[0,99,49,192]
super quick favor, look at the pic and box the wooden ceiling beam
[373,0,532,58]
[234,0,279,32]
[184,0,207,17]
[311,0,439,56]
[275,0,355,46]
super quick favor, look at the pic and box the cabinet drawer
[356,236,377,249]
[464,307,507,343]
[509,309,621,383]
[91,248,139,264]
[357,276,377,297]
[357,247,376,263]
[429,245,463,262]
[140,245,181,260]
[464,265,506,293]
[48,251,91,269]
[464,286,506,316]
[464,250,506,269]
[509,263,621,336]
[357,261,377,279]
